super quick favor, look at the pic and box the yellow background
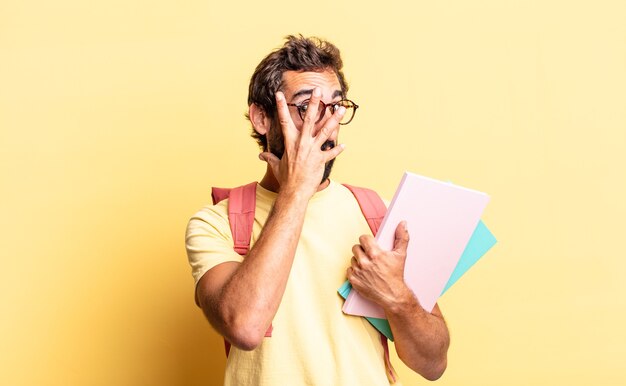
[1,1,625,385]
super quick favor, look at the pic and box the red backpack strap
[211,187,232,205]
[380,334,399,383]
[211,182,257,255]
[342,184,387,235]
[210,182,272,357]
[343,184,397,383]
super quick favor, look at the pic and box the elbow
[197,293,268,351]
[218,309,268,351]
[422,357,447,381]
[400,349,447,381]
[225,324,265,351]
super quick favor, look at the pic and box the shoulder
[185,199,243,286]
[186,200,231,240]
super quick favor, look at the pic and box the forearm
[203,187,310,348]
[384,287,450,381]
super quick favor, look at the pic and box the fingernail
[275,92,284,101]
[313,88,321,97]
[338,106,346,116]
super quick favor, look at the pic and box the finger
[258,151,280,176]
[314,118,341,148]
[351,256,359,268]
[322,143,346,163]
[314,125,335,148]
[315,105,346,141]
[275,91,298,142]
[358,234,381,258]
[392,221,410,253]
[351,243,367,262]
[301,87,322,138]
[346,266,359,285]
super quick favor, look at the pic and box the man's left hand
[346,221,410,308]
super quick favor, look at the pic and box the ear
[249,104,271,136]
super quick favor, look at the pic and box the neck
[258,165,330,193]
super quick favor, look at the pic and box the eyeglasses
[286,99,359,125]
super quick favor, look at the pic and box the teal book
[338,281,395,341]
[441,220,497,294]
[338,220,497,341]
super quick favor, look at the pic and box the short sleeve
[185,202,244,287]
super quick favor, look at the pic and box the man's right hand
[258,87,346,198]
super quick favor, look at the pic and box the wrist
[273,187,312,213]
[278,183,315,203]
[384,285,420,315]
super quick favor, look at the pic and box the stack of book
[338,172,497,340]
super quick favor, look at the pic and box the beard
[320,140,336,184]
[267,131,336,185]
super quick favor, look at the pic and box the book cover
[342,172,490,318]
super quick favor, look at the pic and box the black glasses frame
[286,99,359,125]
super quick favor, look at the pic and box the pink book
[342,172,490,318]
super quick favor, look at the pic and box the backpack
[211,182,398,382]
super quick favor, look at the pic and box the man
[186,35,450,385]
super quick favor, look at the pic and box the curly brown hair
[246,35,349,150]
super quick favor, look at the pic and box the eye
[296,100,310,114]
